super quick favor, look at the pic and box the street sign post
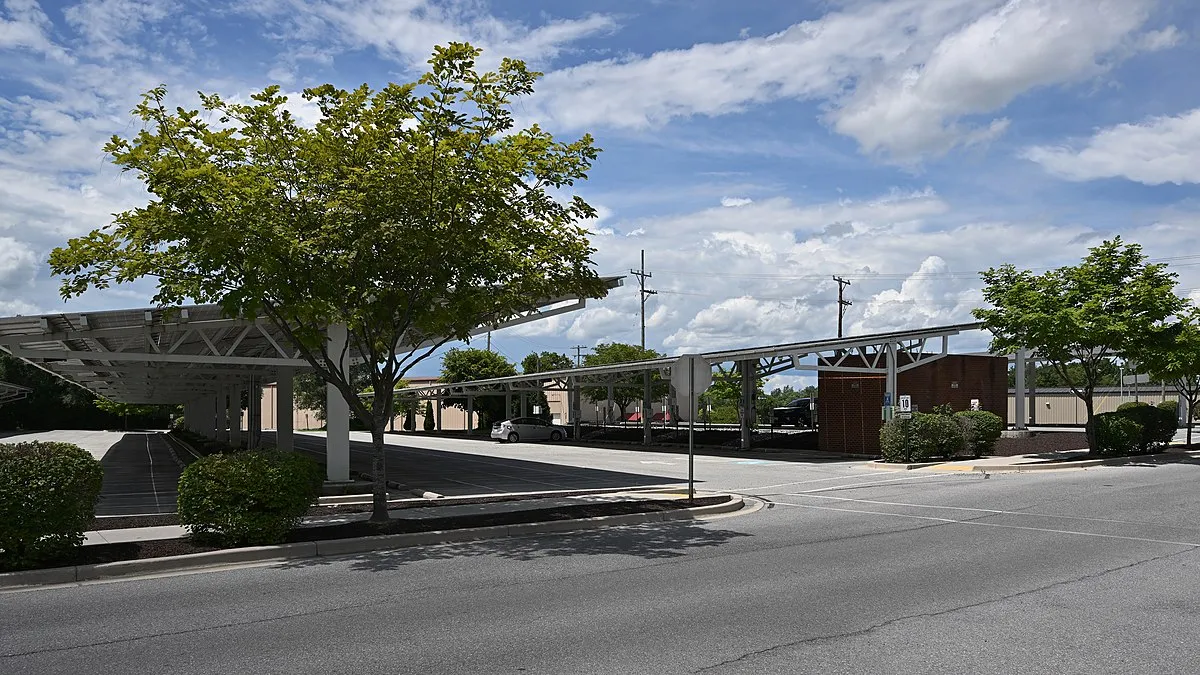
[672,354,712,501]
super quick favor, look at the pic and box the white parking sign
[899,395,912,413]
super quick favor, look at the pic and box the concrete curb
[863,460,948,471]
[0,495,744,590]
[882,449,1200,473]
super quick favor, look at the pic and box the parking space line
[781,492,1200,531]
[145,434,161,511]
[772,500,1200,548]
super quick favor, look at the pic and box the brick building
[818,354,1008,455]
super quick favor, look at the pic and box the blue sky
[2,0,1199,385]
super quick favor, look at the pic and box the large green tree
[581,343,667,420]
[974,237,1185,454]
[440,348,518,429]
[48,44,609,521]
[1141,306,1200,447]
[521,351,573,420]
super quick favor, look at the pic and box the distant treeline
[0,354,176,431]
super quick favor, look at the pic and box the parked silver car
[491,417,568,443]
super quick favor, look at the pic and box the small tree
[975,238,1185,454]
[580,343,668,420]
[522,351,573,420]
[440,348,517,429]
[48,44,608,521]
[423,400,435,431]
[1141,306,1200,447]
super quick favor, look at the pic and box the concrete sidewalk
[84,491,691,546]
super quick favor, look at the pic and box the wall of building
[1008,387,1178,426]
[818,355,1008,455]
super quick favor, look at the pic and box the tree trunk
[369,424,389,522]
[1083,396,1098,455]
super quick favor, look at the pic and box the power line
[833,275,852,338]
[630,249,657,350]
[651,256,1200,282]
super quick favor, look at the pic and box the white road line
[772,500,1200,549]
[782,492,1200,531]
[782,474,948,494]
[145,434,161,511]
[735,473,926,492]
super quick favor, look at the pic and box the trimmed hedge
[1094,413,1143,456]
[1111,404,1176,452]
[954,410,1004,458]
[1158,400,1179,416]
[177,450,323,546]
[0,441,103,571]
[880,413,963,462]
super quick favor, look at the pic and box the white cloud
[720,196,753,207]
[64,0,177,60]
[0,0,70,60]
[565,306,636,343]
[0,237,38,288]
[850,256,982,334]
[1023,107,1200,185]
[533,0,1173,161]
[245,0,617,73]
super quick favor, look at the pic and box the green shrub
[954,410,1004,458]
[930,403,954,416]
[1158,400,1179,416]
[1112,404,1177,452]
[879,417,913,462]
[1117,401,1150,412]
[423,401,435,431]
[0,442,103,571]
[880,413,963,462]
[1094,413,1143,456]
[177,450,323,546]
[913,412,965,460]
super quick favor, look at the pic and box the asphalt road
[5,441,1200,674]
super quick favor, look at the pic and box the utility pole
[631,249,657,350]
[833,275,852,338]
[571,345,588,368]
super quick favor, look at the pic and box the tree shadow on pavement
[278,518,752,574]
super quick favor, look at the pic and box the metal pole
[688,357,695,502]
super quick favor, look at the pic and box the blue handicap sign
[883,392,893,406]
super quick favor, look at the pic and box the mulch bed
[10,495,728,574]
[992,432,1090,457]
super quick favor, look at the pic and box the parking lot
[0,430,183,516]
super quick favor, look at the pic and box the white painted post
[229,384,243,448]
[740,360,754,450]
[276,367,294,453]
[467,395,475,435]
[325,324,351,483]
[885,343,898,410]
[210,394,222,439]
[1015,348,1027,430]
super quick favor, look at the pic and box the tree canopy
[521,351,572,421]
[521,351,573,374]
[974,237,1186,453]
[440,347,517,428]
[48,43,609,520]
[581,343,667,419]
[1140,306,1200,447]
